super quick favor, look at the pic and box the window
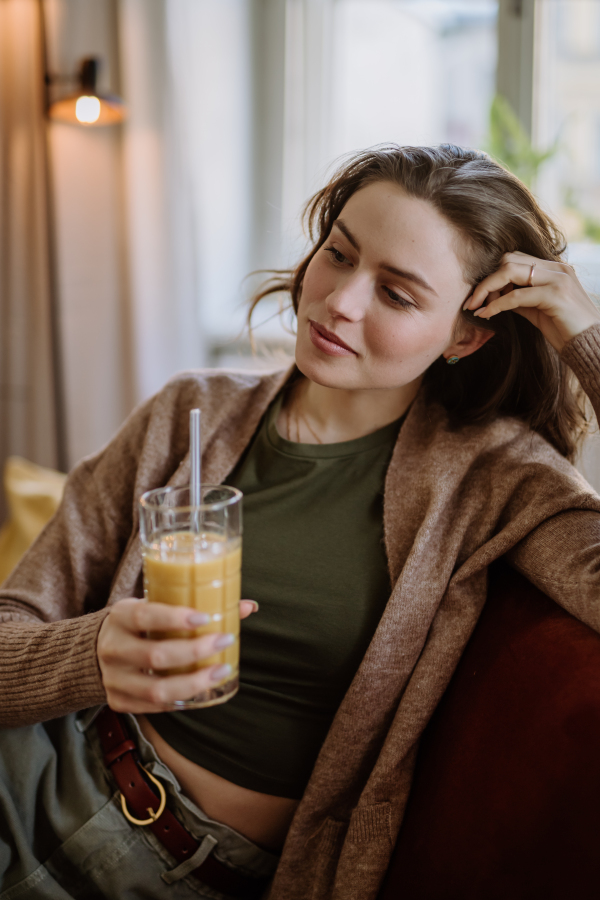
[532,0,600,485]
[535,0,600,297]
[178,0,600,371]
[213,0,500,366]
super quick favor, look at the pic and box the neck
[281,376,421,444]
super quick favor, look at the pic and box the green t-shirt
[149,392,403,799]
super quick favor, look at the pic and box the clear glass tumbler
[139,484,242,709]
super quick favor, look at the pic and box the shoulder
[159,366,291,410]
[80,365,292,486]
[408,393,593,495]
[138,365,292,471]
[390,398,600,564]
[142,365,292,434]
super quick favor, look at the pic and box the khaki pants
[0,708,278,899]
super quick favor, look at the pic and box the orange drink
[139,485,242,709]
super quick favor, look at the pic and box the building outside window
[535,0,600,297]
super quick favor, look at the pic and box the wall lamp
[47,57,127,126]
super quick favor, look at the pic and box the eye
[325,246,351,266]
[382,286,415,310]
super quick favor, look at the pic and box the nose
[326,271,370,322]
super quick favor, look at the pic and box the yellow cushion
[0,457,67,583]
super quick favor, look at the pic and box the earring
[446,355,460,365]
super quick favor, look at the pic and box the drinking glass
[139,484,242,709]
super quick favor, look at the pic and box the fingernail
[211,663,232,682]
[249,601,259,612]
[188,612,210,626]
[214,632,235,650]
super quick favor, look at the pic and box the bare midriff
[137,715,299,853]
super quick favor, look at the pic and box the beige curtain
[0,0,61,523]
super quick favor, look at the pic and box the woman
[2,145,600,900]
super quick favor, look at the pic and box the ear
[443,322,494,363]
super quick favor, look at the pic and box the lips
[309,321,357,357]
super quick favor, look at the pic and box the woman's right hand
[97,597,257,713]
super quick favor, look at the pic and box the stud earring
[446,355,460,365]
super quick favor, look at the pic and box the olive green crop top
[148,392,403,799]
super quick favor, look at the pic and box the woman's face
[295,181,477,392]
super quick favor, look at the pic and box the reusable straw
[190,409,201,529]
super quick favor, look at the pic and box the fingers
[112,597,258,632]
[97,596,258,714]
[502,250,576,276]
[102,628,236,672]
[470,286,547,320]
[105,662,233,713]
[240,599,259,619]
[464,260,572,312]
[459,251,599,351]
[113,597,213,634]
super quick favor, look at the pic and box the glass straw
[190,408,201,530]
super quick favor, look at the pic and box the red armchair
[379,560,600,900]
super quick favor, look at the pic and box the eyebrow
[333,218,439,298]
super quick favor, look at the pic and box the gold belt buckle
[120,765,167,826]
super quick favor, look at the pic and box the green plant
[486,94,557,189]
[563,187,600,244]
[486,96,600,244]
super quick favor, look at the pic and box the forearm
[0,610,109,727]
[506,509,600,634]
[561,322,600,424]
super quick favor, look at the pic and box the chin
[294,342,359,390]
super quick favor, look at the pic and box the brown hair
[249,144,588,460]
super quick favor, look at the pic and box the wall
[45,0,134,467]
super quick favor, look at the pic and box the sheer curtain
[0,0,61,521]
[119,0,205,403]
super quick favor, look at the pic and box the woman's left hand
[463,250,600,353]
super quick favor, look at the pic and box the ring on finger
[528,263,536,287]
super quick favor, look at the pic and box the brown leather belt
[95,706,270,899]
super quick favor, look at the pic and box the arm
[465,258,600,628]
[0,375,262,727]
[506,509,600,633]
[504,326,600,629]
[0,613,109,727]
[0,394,155,727]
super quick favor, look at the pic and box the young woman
[2,145,600,900]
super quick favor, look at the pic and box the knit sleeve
[560,322,600,422]
[504,325,600,630]
[0,393,156,727]
[0,612,109,727]
[506,508,600,633]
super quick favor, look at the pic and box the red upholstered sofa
[379,560,600,900]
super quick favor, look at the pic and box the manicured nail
[241,598,259,612]
[211,663,232,682]
[214,633,235,650]
[187,612,210,626]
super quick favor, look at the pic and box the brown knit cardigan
[3,325,600,899]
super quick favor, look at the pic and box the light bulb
[75,96,101,124]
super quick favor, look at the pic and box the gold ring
[528,263,536,287]
[120,765,167,826]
